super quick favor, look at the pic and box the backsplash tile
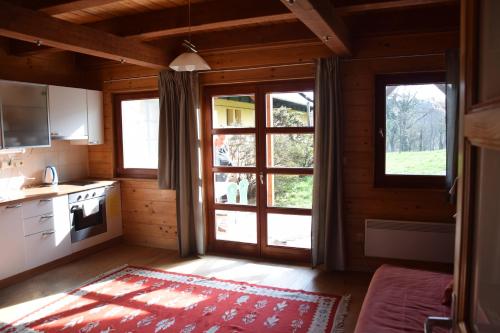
[0,141,88,191]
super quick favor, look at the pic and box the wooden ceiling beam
[0,1,170,68]
[9,0,297,57]
[90,0,296,41]
[335,0,457,16]
[11,21,315,58]
[10,0,123,15]
[150,22,317,53]
[280,0,351,55]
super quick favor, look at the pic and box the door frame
[454,0,500,331]
[202,79,314,262]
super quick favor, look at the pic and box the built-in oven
[69,187,107,243]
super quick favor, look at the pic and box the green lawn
[269,149,445,207]
[274,175,313,209]
[386,149,446,175]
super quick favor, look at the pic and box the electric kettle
[43,166,59,185]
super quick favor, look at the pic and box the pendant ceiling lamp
[169,0,211,71]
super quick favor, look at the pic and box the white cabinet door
[24,195,71,270]
[0,203,26,279]
[48,85,88,139]
[52,195,71,256]
[106,183,122,239]
[87,90,103,145]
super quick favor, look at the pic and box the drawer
[23,213,55,236]
[22,198,54,219]
[24,229,68,269]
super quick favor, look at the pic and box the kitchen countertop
[0,180,118,206]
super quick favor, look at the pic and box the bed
[354,264,453,333]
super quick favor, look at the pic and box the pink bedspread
[354,265,452,333]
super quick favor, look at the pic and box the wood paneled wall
[0,38,98,89]
[121,179,177,249]
[88,31,458,270]
[342,55,456,271]
[340,31,458,271]
[87,76,180,249]
[87,64,317,250]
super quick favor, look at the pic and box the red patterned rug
[1,265,350,333]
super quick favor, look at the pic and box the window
[115,92,159,178]
[375,72,447,188]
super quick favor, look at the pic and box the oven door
[70,196,107,243]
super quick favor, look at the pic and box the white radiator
[365,219,455,263]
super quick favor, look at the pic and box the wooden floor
[0,244,372,332]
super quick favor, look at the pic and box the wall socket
[0,158,24,169]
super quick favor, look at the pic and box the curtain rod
[342,52,445,62]
[102,52,444,83]
[102,62,315,83]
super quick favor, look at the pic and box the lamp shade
[169,52,211,72]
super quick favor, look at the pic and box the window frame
[114,91,159,179]
[374,71,447,188]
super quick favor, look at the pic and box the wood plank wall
[88,31,458,270]
[0,38,98,89]
[342,56,456,271]
[88,75,179,249]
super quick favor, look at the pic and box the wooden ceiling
[0,0,459,69]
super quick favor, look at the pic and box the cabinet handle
[6,204,22,209]
[41,231,55,237]
[51,132,59,136]
[40,215,54,221]
[39,199,52,202]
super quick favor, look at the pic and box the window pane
[267,134,314,168]
[214,173,256,206]
[215,210,257,244]
[267,214,311,249]
[385,84,446,176]
[267,174,313,209]
[213,134,255,167]
[267,91,314,127]
[212,95,255,128]
[121,98,159,169]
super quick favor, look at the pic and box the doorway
[203,80,314,261]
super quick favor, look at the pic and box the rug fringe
[331,294,351,333]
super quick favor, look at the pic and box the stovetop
[62,180,99,186]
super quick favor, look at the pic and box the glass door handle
[259,173,264,185]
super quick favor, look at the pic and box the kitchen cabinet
[23,195,71,270]
[48,85,88,140]
[0,203,26,279]
[0,80,50,148]
[106,183,123,239]
[87,90,104,145]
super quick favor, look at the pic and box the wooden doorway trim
[453,0,500,331]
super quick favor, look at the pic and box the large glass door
[204,80,314,261]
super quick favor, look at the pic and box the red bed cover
[354,264,453,333]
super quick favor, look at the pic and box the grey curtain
[311,57,345,271]
[158,70,205,257]
[445,49,460,203]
